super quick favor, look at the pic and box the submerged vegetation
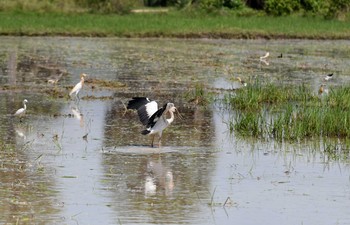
[226,82,350,142]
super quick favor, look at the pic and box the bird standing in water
[236,77,247,87]
[14,99,28,121]
[324,73,333,81]
[127,97,177,147]
[259,52,270,65]
[69,73,87,100]
[318,84,328,95]
[260,52,270,60]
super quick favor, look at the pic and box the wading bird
[318,84,328,95]
[14,99,28,120]
[69,73,87,100]
[236,77,247,87]
[259,52,270,65]
[127,97,177,147]
[47,72,64,85]
[260,52,270,60]
[324,73,333,81]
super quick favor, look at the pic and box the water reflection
[0,97,61,224]
[0,37,349,225]
[70,103,84,128]
[101,148,216,224]
[145,158,174,197]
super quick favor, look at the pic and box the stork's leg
[151,135,155,148]
[158,132,162,148]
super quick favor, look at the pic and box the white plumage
[260,52,270,60]
[14,99,28,119]
[69,73,87,99]
[127,97,176,147]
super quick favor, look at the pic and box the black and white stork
[324,73,333,81]
[127,97,176,147]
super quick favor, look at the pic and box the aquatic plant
[184,83,214,106]
[227,82,350,142]
[225,81,316,111]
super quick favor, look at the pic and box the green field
[0,11,349,39]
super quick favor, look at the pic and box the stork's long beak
[174,107,183,120]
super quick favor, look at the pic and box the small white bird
[260,52,270,60]
[324,73,333,81]
[127,97,177,147]
[14,99,28,120]
[69,73,87,99]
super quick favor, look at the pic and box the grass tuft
[226,82,350,142]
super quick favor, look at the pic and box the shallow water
[0,37,350,225]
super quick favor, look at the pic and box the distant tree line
[143,0,349,19]
[0,0,348,19]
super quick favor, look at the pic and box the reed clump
[226,82,350,142]
[185,83,214,106]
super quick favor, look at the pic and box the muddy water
[0,37,350,225]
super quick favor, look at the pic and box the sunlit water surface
[0,37,349,225]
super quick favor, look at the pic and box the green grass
[0,11,349,38]
[225,82,317,111]
[226,83,350,142]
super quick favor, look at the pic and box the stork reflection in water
[127,97,177,147]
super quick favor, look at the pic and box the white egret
[69,73,87,99]
[127,97,177,147]
[260,52,270,60]
[259,52,270,65]
[14,99,28,120]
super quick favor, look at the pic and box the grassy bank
[0,11,349,39]
[225,82,350,142]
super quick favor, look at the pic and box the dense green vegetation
[225,82,350,142]
[0,11,349,38]
[0,0,349,19]
[0,0,348,38]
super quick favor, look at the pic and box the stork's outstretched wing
[145,103,167,128]
[127,97,158,125]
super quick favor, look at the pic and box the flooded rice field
[0,37,350,225]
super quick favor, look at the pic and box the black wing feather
[138,105,153,125]
[127,97,152,110]
[146,104,167,128]
[128,97,159,126]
